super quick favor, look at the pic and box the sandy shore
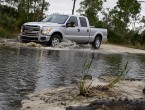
[101,44,145,54]
[21,79,145,110]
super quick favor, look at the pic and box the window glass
[42,14,69,24]
[79,17,87,27]
[67,16,78,26]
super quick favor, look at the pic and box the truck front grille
[21,36,38,41]
[22,25,40,36]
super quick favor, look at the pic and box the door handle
[77,29,80,32]
[87,29,89,32]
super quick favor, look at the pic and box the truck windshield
[42,14,69,24]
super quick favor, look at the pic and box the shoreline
[0,38,145,54]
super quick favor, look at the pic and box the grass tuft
[107,62,131,88]
[78,59,93,96]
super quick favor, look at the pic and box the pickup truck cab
[20,14,107,49]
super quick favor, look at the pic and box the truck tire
[48,34,61,47]
[92,36,102,49]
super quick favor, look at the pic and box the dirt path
[100,44,145,54]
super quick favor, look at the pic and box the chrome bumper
[20,34,51,42]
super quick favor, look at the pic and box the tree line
[0,0,145,47]
[0,0,49,38]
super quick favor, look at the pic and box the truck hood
[24,22,63,27]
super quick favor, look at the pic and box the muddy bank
[0,38,145,54]
[21,79,145,110]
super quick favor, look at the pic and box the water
[0,46,145,110]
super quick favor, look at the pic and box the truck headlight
[20,26,23,33]
[42,27,52,35]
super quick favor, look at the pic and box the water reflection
[0,46,145,109]
[0,47,39,110]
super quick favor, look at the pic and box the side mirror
[66,22,75,27]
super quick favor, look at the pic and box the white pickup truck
[20,14,107,49]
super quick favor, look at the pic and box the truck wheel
[48,34,61,47]
[92,37,102,49]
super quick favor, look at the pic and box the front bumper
[20,34,51,42]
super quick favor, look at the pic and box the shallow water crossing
[0,46,145,110]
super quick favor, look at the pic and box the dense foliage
[0,0,49,38]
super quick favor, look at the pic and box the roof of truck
[50,13,87,18]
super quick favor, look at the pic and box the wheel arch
[92,31,103,42]
[51,32,63,40]
[92,33,103,49]
[95,34,102,42]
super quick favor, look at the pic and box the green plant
[78,59,93,96]
[107,62,131,88]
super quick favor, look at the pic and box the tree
[2,0,50,21]
[0,0,50,38]
[102,0,141,44]
[104,0,141,31]
[78,0,105,26]
[39,0,50,19]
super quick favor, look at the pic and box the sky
[46,0,82,15]
[46,0,145,16]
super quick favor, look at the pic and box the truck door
[77,17,90,43]
[65,16,90,43]
[64,16,80,42]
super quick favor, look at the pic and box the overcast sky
[46,0,82,15]
[46,0,145,16]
